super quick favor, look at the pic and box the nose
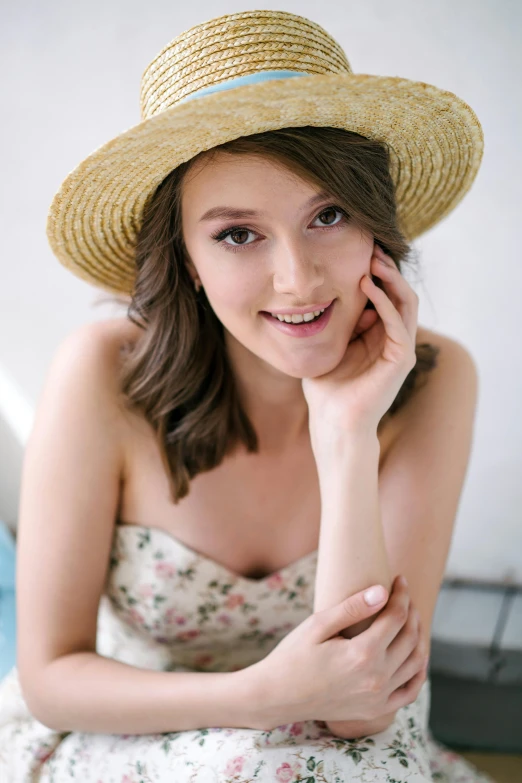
[271,237,324,301]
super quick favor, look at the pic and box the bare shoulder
[34,316,146,454]
[26,315,138,480]
[415,324,477,368]
[379,325,477,449]
[59,316,142,398]
[63,315,142,362]
[406,324,478,419]
[415,324,446,351]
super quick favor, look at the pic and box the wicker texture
[46,9,484,295]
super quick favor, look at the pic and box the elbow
[18,662,67,732]
[327,711,398,739]
[360,710,398,735]
[18,677,58,730]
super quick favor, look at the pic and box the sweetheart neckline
[115,521,318,585]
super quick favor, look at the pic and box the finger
[370,261,418,346]
[386,602,421,674]
[361,273,416,363]
[371,247,418,330]
[385,664,427,713]
[359,575,410,649]
[387,634,426,693]
[309,585,389,645]
[370,254,419,345]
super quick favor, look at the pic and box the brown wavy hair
[103,126,439,503]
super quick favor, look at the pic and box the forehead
[181,150,319,205]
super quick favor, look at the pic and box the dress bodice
[95,523,318,674]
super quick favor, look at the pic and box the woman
[0,9,494,782]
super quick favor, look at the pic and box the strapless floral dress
[0,523,496,782]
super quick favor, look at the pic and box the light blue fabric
[0,521,16,680]
[177,69,310,104]
[0,521,16,588]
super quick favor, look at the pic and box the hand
[249,582,389,731]
[249,576,427,733]
[326,576,429,739]
[302,243,419,437]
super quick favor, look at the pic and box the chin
[275,354,340,380]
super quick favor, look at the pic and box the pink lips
[262,300,334,316]
[260,299,335,338]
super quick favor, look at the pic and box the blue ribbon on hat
[178,69,310,104]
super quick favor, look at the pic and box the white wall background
[1,0,521,583]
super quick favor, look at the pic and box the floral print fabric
[0,523,496,781]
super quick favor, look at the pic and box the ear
[183,258,198,286]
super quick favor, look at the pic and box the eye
[211,226,257,249]
[312,206,346,228]
[211,205,349,251]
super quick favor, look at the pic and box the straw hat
[46,9,484,296]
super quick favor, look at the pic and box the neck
[225,333,310,453]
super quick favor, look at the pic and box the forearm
[27,651,263,734]
[312,431,392,636]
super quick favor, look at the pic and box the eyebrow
[197,189,335,223]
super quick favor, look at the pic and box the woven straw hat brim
[46,72,483,295]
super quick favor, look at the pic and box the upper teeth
[270,308,325,323]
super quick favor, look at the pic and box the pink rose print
[176,629,201,642]
[155,561,177,578]
[217,613,233,625]
[267,573,284,589]
[248,617,259,626]
[165,607,186,625]
[289,722,304,736]
[276,761,302,782]
[224,755,245,775]
[137,583,154,598]
[224,593,245,609]
[129,607,145,625]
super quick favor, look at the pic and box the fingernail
[364,586,387,605]
[399,575,408,587]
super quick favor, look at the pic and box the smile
[259,300,336,338]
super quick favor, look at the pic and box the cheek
[206,283,258,325]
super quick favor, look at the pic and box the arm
[312,431,394,737]
[313,431,392,629]
[311,337,478,738]
[15,321,267,735]
[30,652,263,734]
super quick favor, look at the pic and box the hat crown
[140,9,352,120]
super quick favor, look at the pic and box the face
[181,151,374,381]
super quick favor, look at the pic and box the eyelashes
[209,205,350,253]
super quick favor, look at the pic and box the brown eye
[229,229,250,245]
[319,207,339,225]
[314,206,347,228]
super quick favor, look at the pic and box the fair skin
[181,150,376,452]
[17,147,474,739]
[181,152,429,736]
